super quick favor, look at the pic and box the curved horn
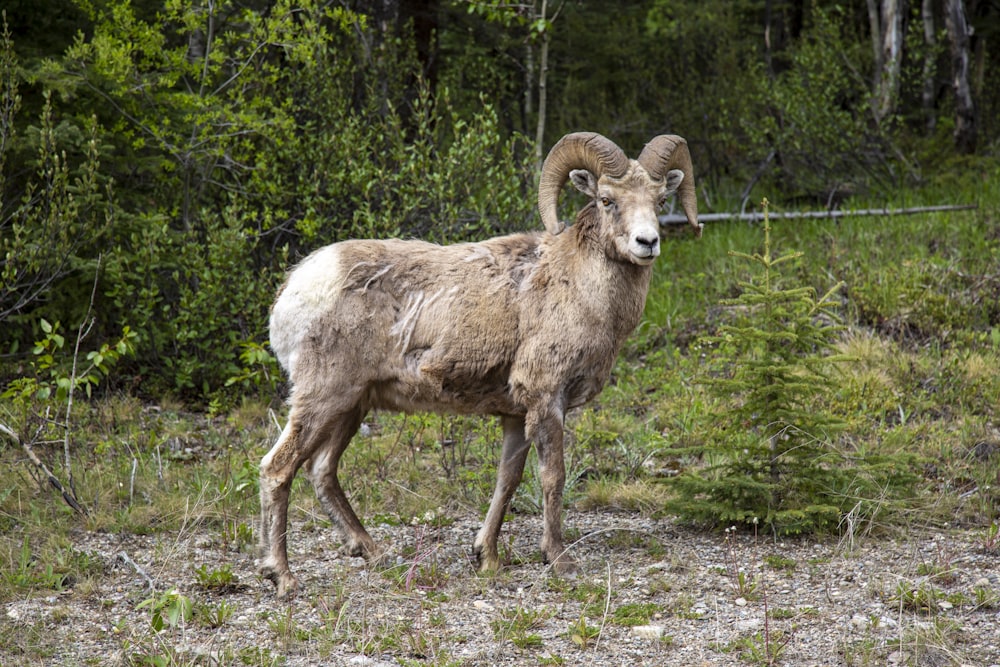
[637,135,702,237]
[537,132,629,235]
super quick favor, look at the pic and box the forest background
[3,2,1000,664]
[1,0,998,400]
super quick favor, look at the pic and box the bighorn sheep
[259,132,700,598]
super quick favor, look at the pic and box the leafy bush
[719,7,895,203]
[1,13,114,344]
[1,0,535,401]
[2,318,135,404]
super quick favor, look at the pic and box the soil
[4,510,1000,666]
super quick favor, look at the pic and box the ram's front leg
[528,402,575,574]
[474,415,530,572]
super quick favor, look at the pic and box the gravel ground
[4,509,1000,666]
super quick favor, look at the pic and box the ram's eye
[601,197,613,208]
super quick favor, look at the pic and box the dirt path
[4,510,1000,666]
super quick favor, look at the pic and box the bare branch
[660,204,977,227]
[64,254,103,497]
[0,420,88,516]
[118,551,156,591]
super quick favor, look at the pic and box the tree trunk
[524,39,534,136]
[533,0,549,174]
[400,0,439,94]
[868,0,905,123]
[763,0,773,77]
[921,0,936,133]
[944,0,977,153]
[866,0,883,106]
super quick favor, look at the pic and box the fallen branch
[660,203,977,227]
[0,420,88,516]
[118,551,156,591]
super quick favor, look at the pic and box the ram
[259,132,700,598]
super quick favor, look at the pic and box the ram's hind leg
[304,407,381,563]
[473,415,530,572]
[259,413,315,599]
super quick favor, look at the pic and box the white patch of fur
[260,420,293,471]
[389,291,425,352]
[361,264,392,291]
[622,208,661,264]
[519,263,541,292]
[270,245,345,375]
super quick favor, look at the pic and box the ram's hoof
[260,561,300,600]
[544,551,577,576]
[472,544,501,574]
[275,573,300,600]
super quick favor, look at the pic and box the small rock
[849,614,869,630]
[734,597,747,607]
[472,600,494,612]
[888,650,909,664]
[735,618,763,633]
[347,656,394,667]
[632,624,665,639]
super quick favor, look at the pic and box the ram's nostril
[635,235,659,249]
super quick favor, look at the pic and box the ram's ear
[569,169,598,197]
[664,169,685,196]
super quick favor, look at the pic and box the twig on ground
[118,551,156,591]
[129,457,138,505]
[591,560,612,656]
[0,420,88,515]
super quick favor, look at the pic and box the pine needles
[667,199,918,535]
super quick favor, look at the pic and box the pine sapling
[669,199,854,534]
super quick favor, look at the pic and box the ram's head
[537,132,701,265]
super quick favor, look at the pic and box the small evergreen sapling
[668,199,855,534]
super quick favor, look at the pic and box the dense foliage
[1,1,535,397]
[2,1,1000,398]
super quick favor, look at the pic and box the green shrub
[1,0,536,401]
[1,13,115,349]
[718,7,894,202]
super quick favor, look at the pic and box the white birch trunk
[944,0,976,152]
[533,0,549,174]
[921,0,936,133]
[876,0,904,124]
